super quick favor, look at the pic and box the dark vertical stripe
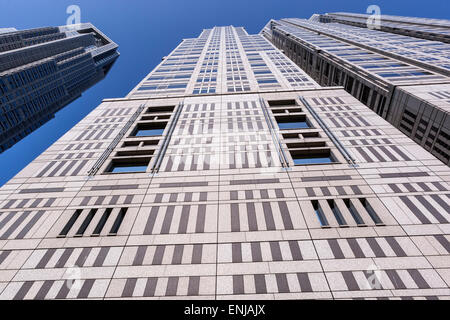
[407,269,430,289]
[77,279,95,299]
[56,281,70,299]
[275,274,290,293]
[262,202,275,230]
[143,278,158,297]
[75,247,92,267]
[144,207,159,235]
[1,211,31,239]
[0,250,11,264]
[55,248,74,268]
[246,202,258,231]
[366,238,386,257]
[93,247,110,267]
[430,195,450,214]
[233,275,245,294]
[121,278,137,297]
[399,196,430,224]
[133,246,147,266]
[385,237,406,257]
[251,242,262,262]
[232,243,242,263]
[16,210,45,239]
[161,206,175,234]
[288,241,303,260]
[342,271,359,291]
[36,249,56,269]
[166,277,179,296]
[328,239,345,259]
[230,203,240,232]
[269,242,283,261]
[278,202,293,230]
[297,273,312,292]
[192,244,203,264]
[347,238,365,258]
[34,280,54,300]
[152,246,165,265]
[172,245,184,265]
[385,270,406,289]
[416,195,447,223]
[254,274,267,294]
[178,205,190,234]
[195,204,206,233]
[13,281,33,300]
[434,235,450,253]
[187,276,200,296]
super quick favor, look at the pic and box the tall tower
[0,23,119,153]
[262,17,450,165]
[0,26,449,300]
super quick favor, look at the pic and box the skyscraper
[261,17,450,165]
[0,25,449,300]
[317,12,450,43]
[0,23,119,153]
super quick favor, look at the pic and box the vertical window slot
[92,208,112,236]
[75,209,97,236]
[360,198,383,225]
[312,200,329,227]
[59,209,82,237]
[109,208,127,235]
[328,200,347,227]
[344,199,365,226]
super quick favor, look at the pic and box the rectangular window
[110,164,148,173]
[276,115,310,130]
[107,158,150,174]
[291,149,335,165]
[131,122,167,137]
[278,122,310,129]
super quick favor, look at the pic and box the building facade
[261,17,450,165]
[318,12,450,43]
[0,23,119,153]
[0,26,449,300]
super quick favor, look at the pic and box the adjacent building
[0,25,448,300]
[261,17,450,165]
[0,23,119,153]
[317,12,450,43]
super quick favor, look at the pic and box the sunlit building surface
[0,25,449,300]
[261,16,450,165]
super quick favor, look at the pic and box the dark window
[107,158,150,174]
[344,199,365,226]
[360,198,383,225]
[276,115,310,130]
[312,200,329,227]
[59,209,82,237]
[75,209,97,236]
[92,208,112,236]
[110,208,127,235]
[328,200,347,226]
[291,150,335,165]
[131,122,167,137]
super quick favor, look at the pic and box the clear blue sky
[0,0,448,186]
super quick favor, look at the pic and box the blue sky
[0,0,448,186]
